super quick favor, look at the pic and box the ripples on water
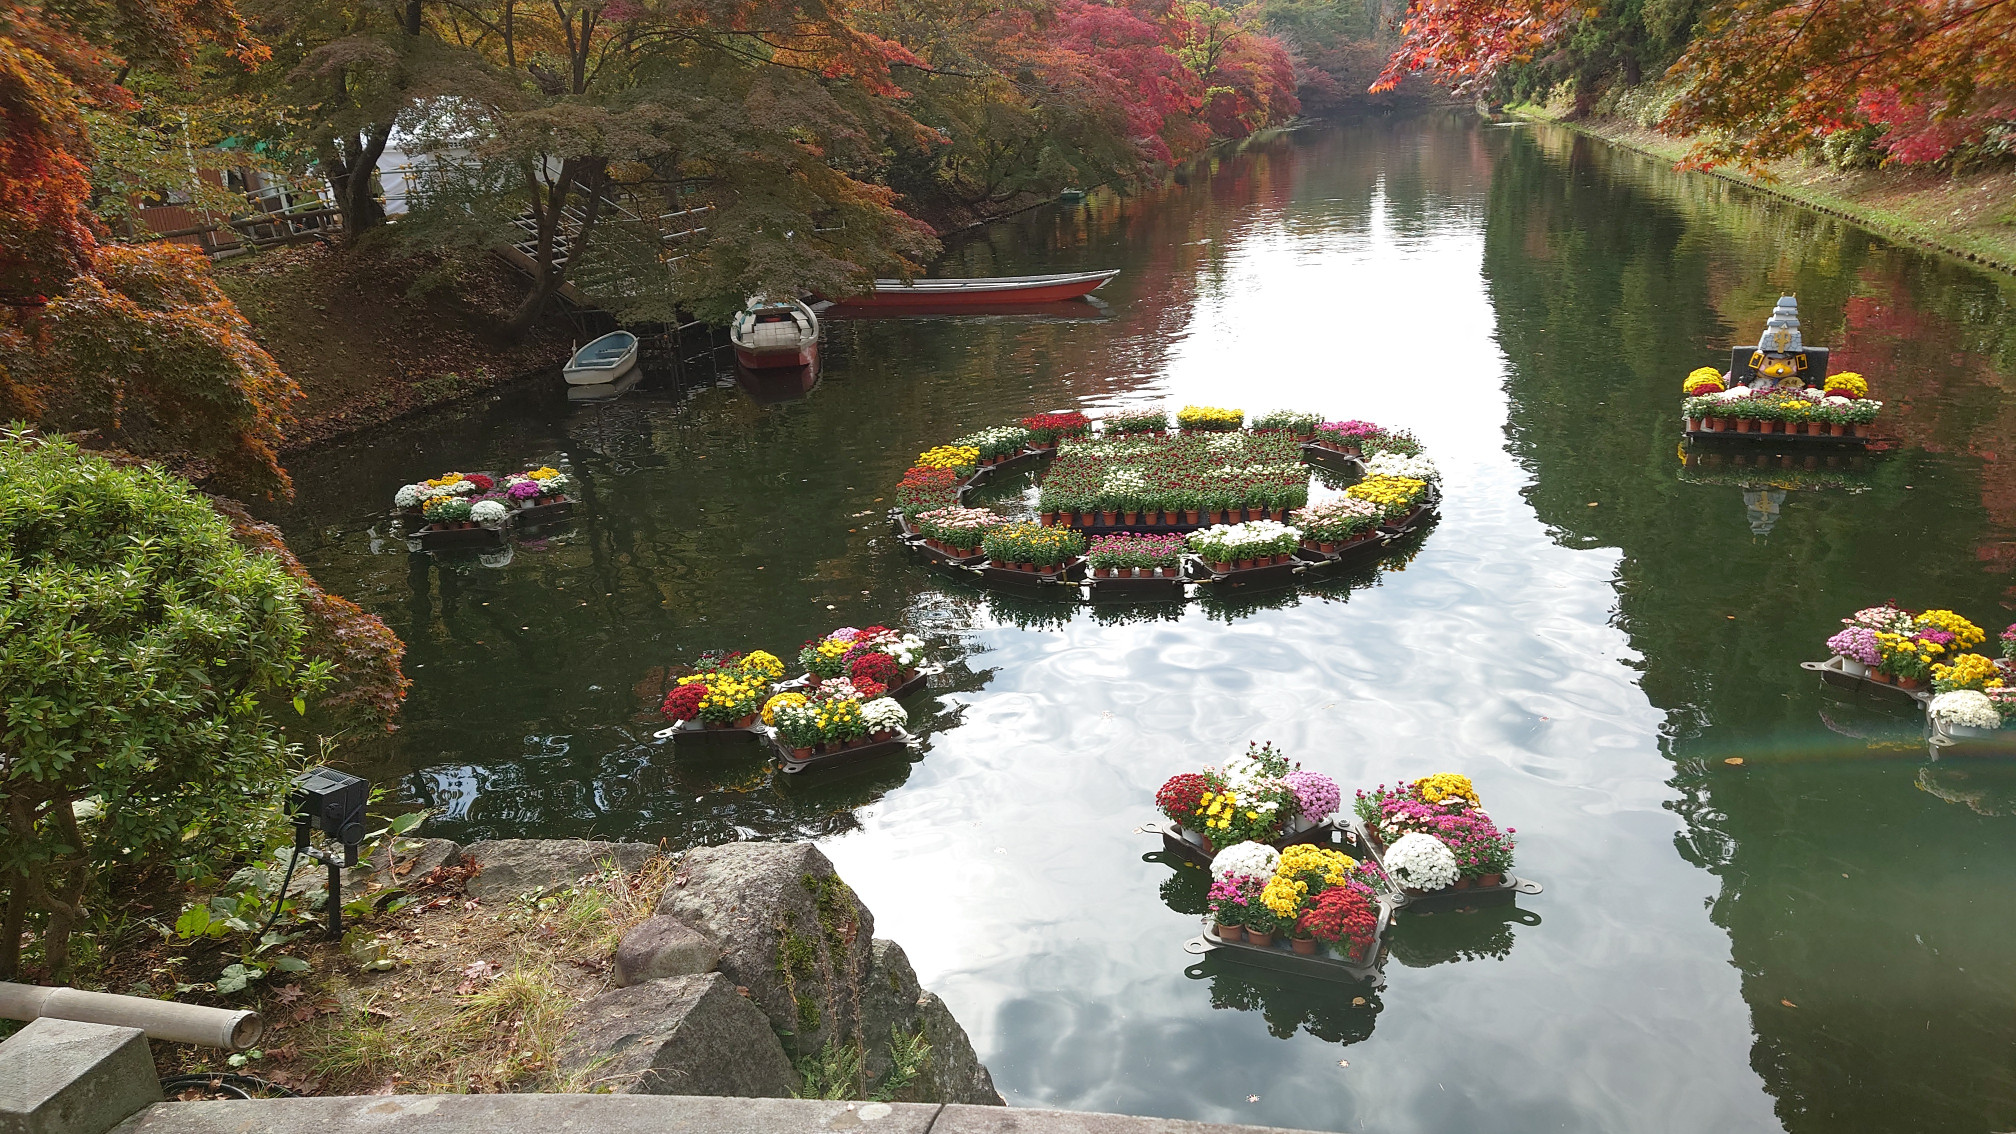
[269,113,2016,1134]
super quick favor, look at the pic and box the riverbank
[80,837,997,1104]
[214,244,579,453]
[1505,104,2016,275]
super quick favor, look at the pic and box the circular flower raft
[889,406,1441,601]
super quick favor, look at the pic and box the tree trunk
[0,877,24,980]
[320,126,393,243]
[500,156,607,343]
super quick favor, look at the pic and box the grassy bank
[1505,104,2016,276]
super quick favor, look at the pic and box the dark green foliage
[0,428,330,976]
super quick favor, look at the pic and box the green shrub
[0,428,330,975]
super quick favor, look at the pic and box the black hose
[254,844,304,940]
[159,1073,300,1099]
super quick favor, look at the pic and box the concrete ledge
[109,1096,1326,1134]
[1,1019,161,1134]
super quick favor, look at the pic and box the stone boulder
[559,972,798,1097]
[655,842,874,1056]
[464,839,657,901]
[859,939,1002,1106]
[613,917,721,987]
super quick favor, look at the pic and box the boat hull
[734,341,818,370]
[563,352,637,385]
[835,270,1119,308]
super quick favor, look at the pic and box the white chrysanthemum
[448,479,479,496]
[471,500,508,526]
[538,472,572,495]
[886,634,926,668]
[1384,832,1459,890]
[1209,841,1280,883]
[393,484,426,508]
[1365,452,1439,482]
[860,697,908,731]
[1930,690,2002,730]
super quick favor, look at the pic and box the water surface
[270,114,2016,1134]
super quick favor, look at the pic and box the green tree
[0,429,331,977]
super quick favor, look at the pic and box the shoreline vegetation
[1506,103,2016,278]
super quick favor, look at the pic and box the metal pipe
[0,982,263,1050]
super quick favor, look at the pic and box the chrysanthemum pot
[790,746,815,761]
[1236,558,1257,570]
[1829,423,1846,436]
[1869,669,1894,684]
[1289,934,1318,955]
[1099,511,1118,527]
[1898,675,1925,690]
[1247,928,1277,948]
[1476,872,1503,888]
[1453,875,1472,890]
[1215,921,1243,943]
[1184,509,1201,524]
[1123,510,1140,525]
[1734,418,1753,433]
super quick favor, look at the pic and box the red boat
[832,270,1119,309]
[730,297,820,370]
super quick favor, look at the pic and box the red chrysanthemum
[1155,772,1210,825]
[661,682,707,720]
[850,650,901,686]
[1297,886,1378,958]
[465,474,495,491]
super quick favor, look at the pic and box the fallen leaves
[457,960,502,994]
[1725,758,1745,766]
[1781,999,1798,1008]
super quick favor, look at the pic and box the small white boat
[565,368,643,402]
[563,331,639,385]
[730,297,820,370]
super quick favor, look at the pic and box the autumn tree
[1659,0,2016,168]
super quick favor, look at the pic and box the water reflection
[262,113,2016,1134]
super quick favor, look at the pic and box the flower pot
[1099,511,1118,527]
[1184,509,1201,524]
[1123,511,1140,525]
[1246,929,1276,948]
[1898,675,1925,690]
[1209,561,1232,574]
[790,746,814,761]
[1870,669,1895,684]
[737,714,759,728]
[1097,566,1115,578]
[1319,541,1337,554]
[1735,419,1753,433]
[1215,922,1243,943]
[1017,561,1035,572]
[1839,658,1868,678]
[1290,935,1318,955]
[1236,558,1256,570]
[1476,872,1503,888]
[1808,422,1825,435]
[1453,875,1472,890]
[1829,423,1846,436]
[1850,423,1864,437]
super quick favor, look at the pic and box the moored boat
[730,296,820,370]
[832,270,1119,309]
[562,330,639,385]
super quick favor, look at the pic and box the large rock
[464,839,657,901]
[655,842,874,1057]
[857,939,1002,1106]
[558,972,798,1097]
[613,917,721,987]
[915,992,1003,1106]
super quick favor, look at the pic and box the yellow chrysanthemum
[762,691,808,725]
[1276,844,1356,888]
[1416,772,1481,808]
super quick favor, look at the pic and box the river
[268,112,2016,1134]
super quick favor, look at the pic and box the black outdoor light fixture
[283,766,370,938]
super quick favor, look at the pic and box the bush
[0,429,330,975]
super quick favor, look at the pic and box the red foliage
[1372,0,1574,95]
[1660,0,2016,168]
[1156,772,1210,824]
[661,682,707,720]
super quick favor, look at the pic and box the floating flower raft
[1679,296,1881,449]
[1805,603,2016,751]
[890,407,1439,601]
[651,627,942,773]
[392,465,576,551]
